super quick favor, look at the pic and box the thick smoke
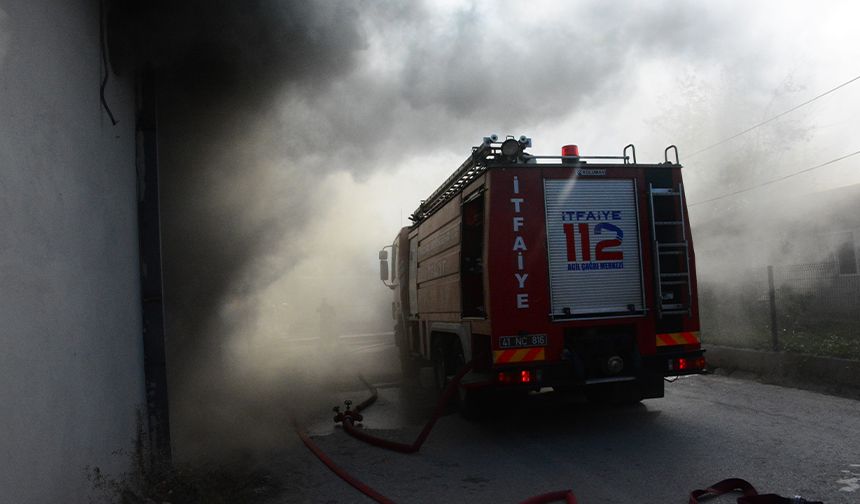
[144,0,363,366]
[145,0,733,366]
[128,0,723,459]
[113,0,858,461]
[111,0,371,459]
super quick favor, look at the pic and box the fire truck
[378,135,705,413]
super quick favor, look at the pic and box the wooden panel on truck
[418,196,460,242]
[417,275,460,314]
[416,195,462,316]
[417,247,460,283]
[408,231,419,318]
[422,312,463,322]
[462,174,486,202]
[418,218,460,261]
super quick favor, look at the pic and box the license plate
[499,334,547,349]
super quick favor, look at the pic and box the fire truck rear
[378,135,705,414]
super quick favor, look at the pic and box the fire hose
[295,423,396,504]
[688,478,823,504]
[295,363,820,504]
[296,361,577,503]
[332,363,473,454]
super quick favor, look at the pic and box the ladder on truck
[649,183,692,317]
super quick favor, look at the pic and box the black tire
[432,341,449,393]
[431,335,491,419]
[448,338,490,420]
[458,388,490,420]
[431,339,457,414]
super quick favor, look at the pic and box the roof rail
[410,135,527,222]
[408,137,652,223]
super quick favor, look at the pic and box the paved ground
[272,377,858,503]
[240,337,860,504]
[173,335,860,504]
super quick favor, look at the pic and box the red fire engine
[379,135,705,414]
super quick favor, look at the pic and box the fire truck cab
[379,136,705,413]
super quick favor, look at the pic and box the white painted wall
[0,1,145,502]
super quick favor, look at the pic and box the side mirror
[380,259,389,282]
[378,247,395,288]
[379,249,389,282]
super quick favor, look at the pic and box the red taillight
[561,144,580,157]
[497,369,539,384]
[669,356,706,372]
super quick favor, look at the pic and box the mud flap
[638,373,664,399]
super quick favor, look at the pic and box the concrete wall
[705,344,860,400]
[0,1,145,502]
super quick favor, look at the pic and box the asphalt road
[238,336,860,503]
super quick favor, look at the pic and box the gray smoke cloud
[271,1,741,167]
[108,0,371,459]
[148,0,363,355]
[143,0,738,365]
[113,0,858,460]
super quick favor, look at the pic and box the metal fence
[699,262,860,360]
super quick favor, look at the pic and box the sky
[338,0,860,214]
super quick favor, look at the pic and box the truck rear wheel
[431,335,490,419]
[431,341,451,393]
[439,337,489,420]
[431,339,457,414]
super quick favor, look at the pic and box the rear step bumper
[462,349,707,390]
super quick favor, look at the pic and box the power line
[686,73,860,159]
[689,149,860,207]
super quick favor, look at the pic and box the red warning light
[561,144,580,157]
[678,358,689,371]
[520,370,532,383]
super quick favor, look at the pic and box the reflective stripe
[656,331,700,347]
[493,347,546,364]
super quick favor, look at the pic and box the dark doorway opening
[461,192,486,317]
